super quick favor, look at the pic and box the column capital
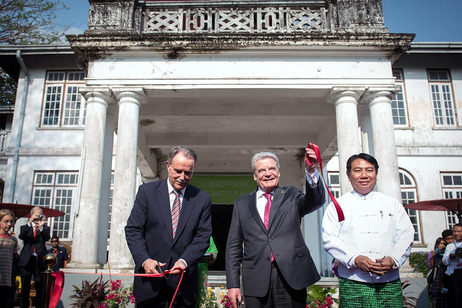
[111,87,146,105]
[328,87,365,105]
[360,86,399,106]
[80,87,116,106]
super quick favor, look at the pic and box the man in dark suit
[18,206,50,308]
[226,148,325,308]
[125,146,212,308]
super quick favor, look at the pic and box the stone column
[367,89,401,202]
[70,88,115,269]
[329,89,363,194]
[106,89,144,270]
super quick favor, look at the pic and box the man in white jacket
[322,153,414,308]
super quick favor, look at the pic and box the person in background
[442,223,462,308]
[18,207,50,308]
[0,209,18,308]
[322,153,414,308]
[442,229,454,245]
[428,237,447,308]
[47,236,68,272]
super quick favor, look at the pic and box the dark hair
[51,236,60,242]
[454,223,462,229]
[434,237,445,250]
[442,229,453,239]
[346,153,379,173]
[168,146,197,165]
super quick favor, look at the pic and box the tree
[0,0,68,104]
[0,0,67,45]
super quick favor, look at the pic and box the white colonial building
[0,1,461,296]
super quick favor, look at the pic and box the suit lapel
[173,185,195,243]
[248,191,267,232]
[158,179,174,240]
[268,187,285,230]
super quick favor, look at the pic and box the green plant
[204,286,218,308]
[98,280,135,308]
[69,276,108,308]
[306,285,337,308]
[409,252,429,276]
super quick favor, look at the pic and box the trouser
[20,256,44,308]
[244,262,306,308]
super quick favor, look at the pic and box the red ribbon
[49,271,65,308]
[306,143,345,222]
[48,268,185,308]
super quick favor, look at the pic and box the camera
[39,214,44,220]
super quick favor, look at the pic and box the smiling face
[253,157,280,193]
[167,152,195,191]
[347,158,377,195]
[454,225,462,242]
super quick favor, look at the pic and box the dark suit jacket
[226,180,325,297]
[18,223,51,268]
[125,179,212,305]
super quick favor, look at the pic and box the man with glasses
[47,236,68,272]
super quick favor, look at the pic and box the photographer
[18,206,50,308]
[442,223,462,308]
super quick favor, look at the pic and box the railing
[142,6,329,33]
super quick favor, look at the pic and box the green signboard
[190,175,256,204]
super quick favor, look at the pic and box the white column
[330,89,363,194]
[71,88,114,269]
[106,89,144,270]
[97,107,116,266]
[368,90,401,202]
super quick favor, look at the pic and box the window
[399,169,421,242]
[32,171,79,240]
[392,69,408,126]
[428,70,456,127]
[441,173,462,229]
[327,172,340,198]
[41,71,86,128]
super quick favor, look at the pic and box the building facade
[0,0,460,282]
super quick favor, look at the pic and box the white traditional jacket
[322,191,414,283]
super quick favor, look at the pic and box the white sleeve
[322,202,356,268]
[388,201,415,267]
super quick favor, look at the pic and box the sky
[56,0,462,42]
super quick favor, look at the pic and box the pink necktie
[263,193,274,262]
[172,191,181,238]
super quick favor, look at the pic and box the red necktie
[263,193,274,261]
[33,224,38,253]
[172,191,181,238]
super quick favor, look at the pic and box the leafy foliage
[306,285,337,308]
[0,70,17,105]
[98,280,135,308]
[0,0,68,45]
[409,252,429,276]
[69,276,108,308]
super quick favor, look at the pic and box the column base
[103,262,135,272]
[66,262,100,270]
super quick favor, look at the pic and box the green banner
[190,175,255,204]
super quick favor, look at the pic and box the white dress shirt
[442,240,462,275]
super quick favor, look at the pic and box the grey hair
[168,146,198,165]
[30,206,43,215]
[251,152,280,173]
